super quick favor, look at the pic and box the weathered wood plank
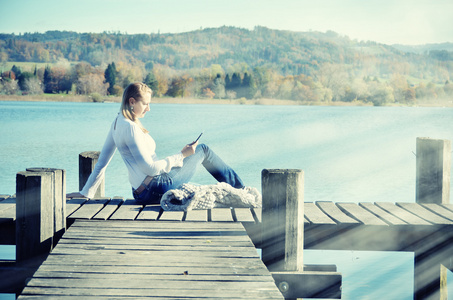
[233,208,255,223]
[41,255,264,266]
[49,246,259,257]
[0,196,16,223]
[20,287,283,299]
[359,202,407,225]
[50,242,259,254]
[375,202,431,225]
[442,203,453,213]
[25,277,280,290]
[304,202,336,225]
[158,210,184,221]
[316,201,359,224]
[67,198,110,220]
[68,219,247,231]
[54,238,253,248]
[20,296,275,300]
[108,199,142,220]
[31,272,273,282]
[92,197,124,221]
[422,203,453,222]
[184,209,208,222]
[135,204,161,220]
[397,202,453,225]
[35,263,269,275]
[210,208,234,222]
[337,203,388,226]
[0,205,15,221]
[92,197,123,220]
[65,198,88,217]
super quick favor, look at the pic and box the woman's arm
[79,126,117,198]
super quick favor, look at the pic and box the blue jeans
[133,144,244,205]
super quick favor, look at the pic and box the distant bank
[1,94,452,107]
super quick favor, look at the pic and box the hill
[1,26,449,75]
[0,26,452,106]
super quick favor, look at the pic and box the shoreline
[0,94,452,107]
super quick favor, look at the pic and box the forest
[0,26,452,105]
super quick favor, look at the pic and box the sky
[0,0,452,45]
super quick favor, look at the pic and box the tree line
[2,61,453,105]
[0,27,452,105]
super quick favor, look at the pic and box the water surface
[1,101,453,299]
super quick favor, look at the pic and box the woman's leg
[134,144,244,205]
[169,143,245,189]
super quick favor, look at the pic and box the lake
[1,101,453,299]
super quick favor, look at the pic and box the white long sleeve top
[80,114,184,198]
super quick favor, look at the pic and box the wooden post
[261,169,304,272]
[26,168,66,245]
[79,151,104,198]
[414,137,452,300]
[416,137,451,204]
[16,171,54,262]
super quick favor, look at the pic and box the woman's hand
[181,141,198,157]
[66,192,86,199]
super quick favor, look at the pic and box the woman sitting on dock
[67,82,246,205]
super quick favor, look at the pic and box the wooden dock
[2,196,453,298]
[17,220,284,299]
[3,195,453,244]
[1,137,452,299]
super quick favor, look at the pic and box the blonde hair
[120,82,152,133]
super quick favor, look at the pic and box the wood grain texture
[19,220,283,299]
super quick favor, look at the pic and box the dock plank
[337,203,388,226]
[422,204,453,222]
[442,203,453,214]
[233,208,256,223]
[159,210,184,221]
[66,198,88,217]
[305,202,336,225]
[108,199,142,220]
[375,202,431,225]
[359,202,407,225]
[0,205,15,221]
[397,203,453,225]
[136,204,161,221]
[0,196,16,221]
[67,198,110,220]
[19,220,283,299]
[316,202,359,224]
[21,287,282,299]
[210,208,234,222]
[184,209,208,222]
[92,197,123,220]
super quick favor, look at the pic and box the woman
[67,82,245,205]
